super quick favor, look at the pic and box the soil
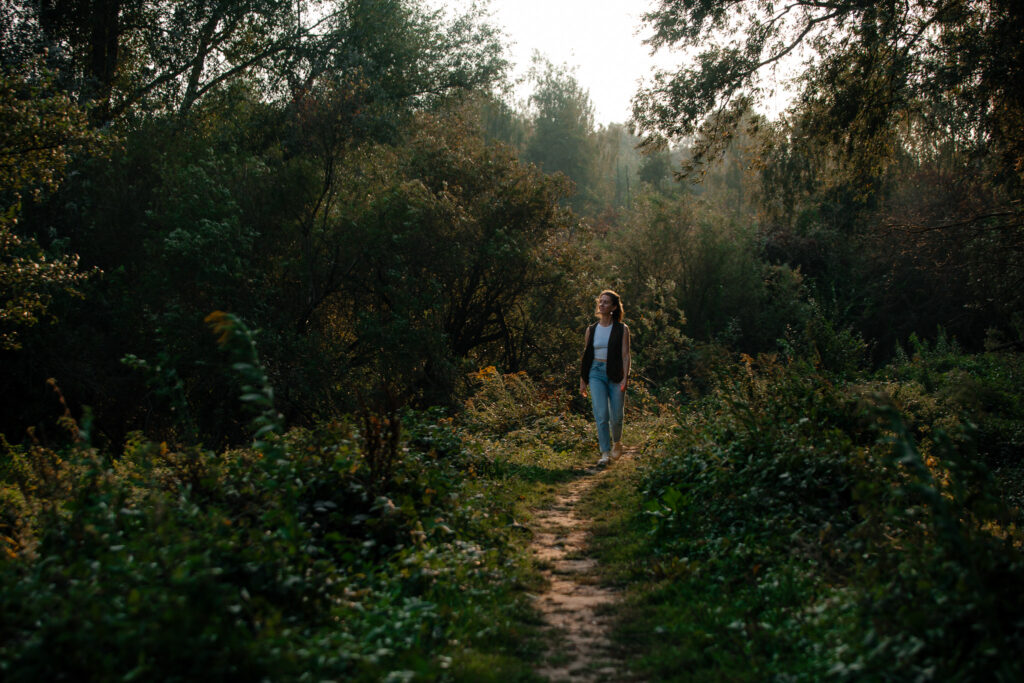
[531,448,636,682]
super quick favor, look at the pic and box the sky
[428,0,679,127]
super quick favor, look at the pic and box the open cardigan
[580,321,625,384]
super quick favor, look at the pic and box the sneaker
[597,452,611,467]
[612,442,623,458]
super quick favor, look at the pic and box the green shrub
[624,352,1024,681]
[0,409,541,681]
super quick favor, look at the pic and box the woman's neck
[598,315,613,326]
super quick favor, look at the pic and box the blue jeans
[588,361,623,453]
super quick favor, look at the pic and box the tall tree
[0,0,509,442]
[5,0,506,124]
[10,0,304,121]
[632,0,1024,189]
[291,103,585,403]
[523,57,598,213]
[633,0,1024,349]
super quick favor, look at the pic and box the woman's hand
[619,379,627,392]
[579,378,588,397]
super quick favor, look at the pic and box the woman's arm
[620,325,631,392]
[580,326,591,397]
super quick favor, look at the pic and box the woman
[579,289,631,466]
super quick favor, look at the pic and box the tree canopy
[633,0,1024,188]
[2,0,506,123]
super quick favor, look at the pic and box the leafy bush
[607,194,811,358]
[0,352,546,681]
[625,352,1024,681]
[883,338,1024,458]
[460,366,593,481]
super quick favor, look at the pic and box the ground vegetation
[1,0,1023,679]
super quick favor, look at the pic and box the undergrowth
[7,311,1020,682]
[0,320,592,682]
[589,347,1024,682]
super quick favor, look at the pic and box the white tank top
[593,322,612,361]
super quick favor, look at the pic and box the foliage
[0,0,559,443]
[629,0,1024,357]
[633,0,1024,188]
[4,1,1024,677]
[0,371,566,681]
[599,350,1024,681]
[522,58,598,214]
[879,336,1024,500]
[3,0,506,124]
[0,219,91,352]
[625,278,695,398]
[779,300,870,376]
[605,192,810,362]
[0,60,99,199]
[461,367,589,453]
[633,0,1024,358]
[480,59,646,220]
[0,62,100,351]
[292,103,588,405]
[754,111,1024,359]
[3,112,282,445]
[0,349,628,681]
[205,311,286,452]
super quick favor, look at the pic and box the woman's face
[597,294,616,317]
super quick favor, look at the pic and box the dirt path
[531,449,636,682]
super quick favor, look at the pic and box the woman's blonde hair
[595,289,624,322]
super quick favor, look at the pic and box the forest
[1,0,1022,680]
